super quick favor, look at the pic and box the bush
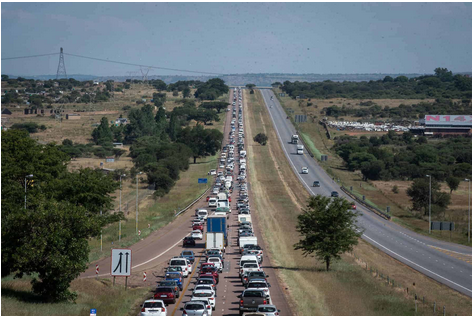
[392,185,399,194]
[10,122,46,134]
[254,133,268,146]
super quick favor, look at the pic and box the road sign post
[95,264,99,278]
[111,248,132,290]
[90,309,97,316]
[143,272,147,282]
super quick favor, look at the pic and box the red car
[154,286,176,305]
[199,265,219,284]
[206,196,210,202]
[229,197,232,202]
[193,223,204,231]
[351,203,357,210]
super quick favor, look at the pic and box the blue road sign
[90,308,97,316]
[198,178,208,184]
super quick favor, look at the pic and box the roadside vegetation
[278,68,472,100]
[245,89,472,315]
[273,86,472,246]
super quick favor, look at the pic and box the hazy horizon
[2,2,472,76]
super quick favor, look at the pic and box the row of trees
[279,68,472,99]
[334,132,472,183]
[2,129,120,301]
[323,99,471,120]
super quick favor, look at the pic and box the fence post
[433,302,436,313]
[443,306,446,316]
[387,276,390,285]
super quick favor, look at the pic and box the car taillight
[162,307,166,312]
[141,307,145,312]
[183,310,187,315]
[240,299,244,305]
[263,300,267,305]
[207,306,211,309]
[209,298,214,300]
[275,312,279,316]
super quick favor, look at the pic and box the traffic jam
[139,88,281,316]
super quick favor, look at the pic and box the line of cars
[228,89,281,316]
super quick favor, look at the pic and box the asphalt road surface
[82,89,292,316]
[260,88,472,298]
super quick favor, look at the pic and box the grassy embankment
[273,89,471,246]
[244,89,472,315]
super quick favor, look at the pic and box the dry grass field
[273,89,471,246]
[244,89,472,316]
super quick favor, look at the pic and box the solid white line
[363,234,472,294]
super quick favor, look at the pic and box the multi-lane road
[260,88,472,298]
[82,89,292,315]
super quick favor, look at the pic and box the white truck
[297,145,304,155]
[291,134,299,144]
[217,199,230,210]
[239,236,257,250]
[206,232,224,251]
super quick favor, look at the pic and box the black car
[331,191,339,197]
[183,236,196,247]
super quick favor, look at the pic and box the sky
[2,2,472,76]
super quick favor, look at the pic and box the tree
[294,195,363,271]
[172,90,179,97]
[183,87,191,98]
[445,176,460,194]
[91,117,113,145]
[246,84,256,89]
[360,159,385,181]
[178,125,223,163]
[406,178,451,216]
[124,105,159,144]
[167,113,180,141]
[201,101,228,113]
[254,133,268,146]
[383,76,394,83]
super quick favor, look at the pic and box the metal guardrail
[174,186,211,217]
[340,186,391,220]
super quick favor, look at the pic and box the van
[240,150,247,158]
[195,208,208,216]
[208,198,217,208]
[217,192,228,201]
[198,210,209,220]
[239,255,258,268]
[238,214,252,224]
[226,176,233,183]
[240,159,246,165]
[240,164,246,172]
[225,181,232,189]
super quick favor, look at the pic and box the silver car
[183,301,209,316]
[256,305,281,316]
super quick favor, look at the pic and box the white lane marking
[363,234,472,294]
[427,245,472,256]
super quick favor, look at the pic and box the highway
[82,89,292,316]
[260,89,472,298]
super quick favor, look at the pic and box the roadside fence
[341,185,391,220]
[348,251,457,316]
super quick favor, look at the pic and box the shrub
[254,133,268,146]
[392,185,399,194]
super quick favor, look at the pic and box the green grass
[1,274,151,316]
[299,132,322,160]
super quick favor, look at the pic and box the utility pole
[426,175,432,234]
[466,179,471,243]
[119,174,126,242]
[136,172,142,235]
[56,47,67,79]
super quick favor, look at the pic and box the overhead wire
[1,53,59,60]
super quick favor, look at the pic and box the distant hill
[5,72,472,86]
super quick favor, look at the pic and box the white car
[219,164,225,169]
[169,257,192,277]
[207,257,223,272]
[247,279,271,298]
[208,198,218,208]
[212,188,219,195]
[301,167,309,174]
[191,230,203,240]
[208,169,216,176]
[191,290,216,310]
[140,299,166,316]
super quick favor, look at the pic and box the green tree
[183,87,191,98]
[178,124,223,163]
[124,105,159,144]
[445,176,460,194]
[383,76,394,83]
[294,195,363,271]
[253,133,268,146]
[91,117,113,145]
[201,101,228,113]
[347,152,376,171]
[246,84,256,89]
[406,178,451,216]
[167,113,180,141]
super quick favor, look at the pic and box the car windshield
[244,263,258,268]
[258,307,276,312]
[197,279,213,284]
[168,267,182,272]
[185,304,204,310]
[156,287,172,293]
[249,272,265,278]
[195,286,212,291]
[182,251,193,256]
[144,302,164,308]
[159,281,175,286]
[171,260,186,266]
[248,283,267,288]
[244,291,264,297]
[193,292,212,297]
[166,273,180,279]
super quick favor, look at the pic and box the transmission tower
[56,48,67,79]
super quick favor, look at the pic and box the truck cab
[291,134,299,144]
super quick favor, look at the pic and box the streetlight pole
[136,172,142,235]
[24,174,33,209]
[119,174,126,242]
[466,179,470,244]
[428,175,432,234]
[100,209,103,252]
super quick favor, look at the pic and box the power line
[1,53,59,61]
[64,53,223,76]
